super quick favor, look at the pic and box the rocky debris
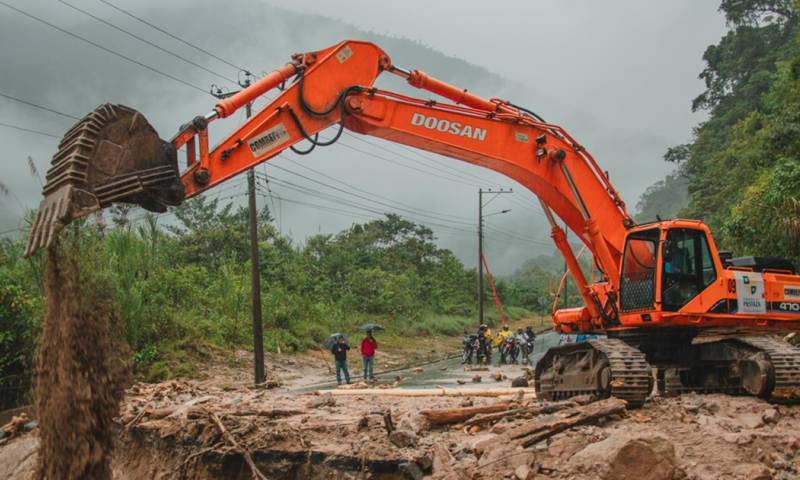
[411,367,424,373]
[489,372,507,382]
[511,376,529,388]
[471,375,482,383]
[762,407,780,424]
[739,413,766,429]
[3,381,800,480]
[430,442,454,473]
[308,392,336,408]
[389,429,418,448]
[514,464,532,480]
[606,437,676,480]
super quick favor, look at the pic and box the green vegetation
[637,0,800,266]
[0,198,546,390]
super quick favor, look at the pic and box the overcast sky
[0,0,727,274]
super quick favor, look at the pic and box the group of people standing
[468,323,536,365]
[329,330,378,385]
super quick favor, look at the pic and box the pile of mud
[35,246,127,479]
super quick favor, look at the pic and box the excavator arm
[167,40,633,323]
[24,39,679,331]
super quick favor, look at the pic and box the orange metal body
[171,40,800,336]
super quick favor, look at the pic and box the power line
[0,226,24,236]
[96,0,248,72]
[259,173,474,234]
[264,176,543,247]
[58,0,238,84]
[0,122,60,139]
[0,1,208,94]
[258,190,383,223]
[288,157,477,223]
[0,91,79,121]
[342,132,497,187]
[331,139,482,188]
[270,158,476,226]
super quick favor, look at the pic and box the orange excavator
[26,40,800,407]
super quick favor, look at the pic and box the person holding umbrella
[330,335,351,385]
[360,329,378,381]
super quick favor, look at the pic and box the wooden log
[144,407,174,420]
[421,402,512,425]
[474,397,626,454]
[464,400,578,427]
[517,397,626,447]
[228,408,304,418]
[315,388,536,398]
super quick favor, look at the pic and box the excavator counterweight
[25,104,184,256]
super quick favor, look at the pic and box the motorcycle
[499,337,519,365]
[462,334,479,364]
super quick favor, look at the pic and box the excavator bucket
[24,104,185,257]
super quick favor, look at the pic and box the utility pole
[215,73,266,386]
[478,190,484,325]
[246,103,265,386]
[478,188,512,325]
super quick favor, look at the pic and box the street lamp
[478,188,512,325]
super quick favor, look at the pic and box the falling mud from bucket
[35,245,128,480]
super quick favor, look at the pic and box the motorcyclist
[514,327,529,364]
[524,325,536,344]
[480,323,493,342]
[477,324,492,364]
[495,324,512,348]
[462,329,477,364]
[495,325,512,364]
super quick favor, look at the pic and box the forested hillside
[636,0,800,266]
[0,198,545,404]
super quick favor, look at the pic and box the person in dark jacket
[331,335,351,385]
[360,330,378,380]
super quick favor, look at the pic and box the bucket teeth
[25,103,185,257]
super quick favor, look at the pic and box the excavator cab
[619,223,719,315]
[25,104,184,256]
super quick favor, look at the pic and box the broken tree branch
[208,411,268,480]
[474,397,626,454]
[464,400,578,427]
[228,408,304,418]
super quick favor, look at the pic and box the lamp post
[478,188,512,325]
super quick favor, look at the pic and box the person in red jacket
[360,330,378,381]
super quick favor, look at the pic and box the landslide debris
[35,246,128,480]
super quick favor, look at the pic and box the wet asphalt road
[297,331,561,391]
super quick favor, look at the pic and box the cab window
[662,229,717,311]
[620,229,659,312]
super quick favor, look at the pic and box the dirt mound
[35,246,128,479]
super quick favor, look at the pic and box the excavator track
[651,335,800,401]
[735,336,800,400]
[535,338,652,408]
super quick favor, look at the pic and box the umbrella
[358,323,385,332]
[323,333,348,350]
